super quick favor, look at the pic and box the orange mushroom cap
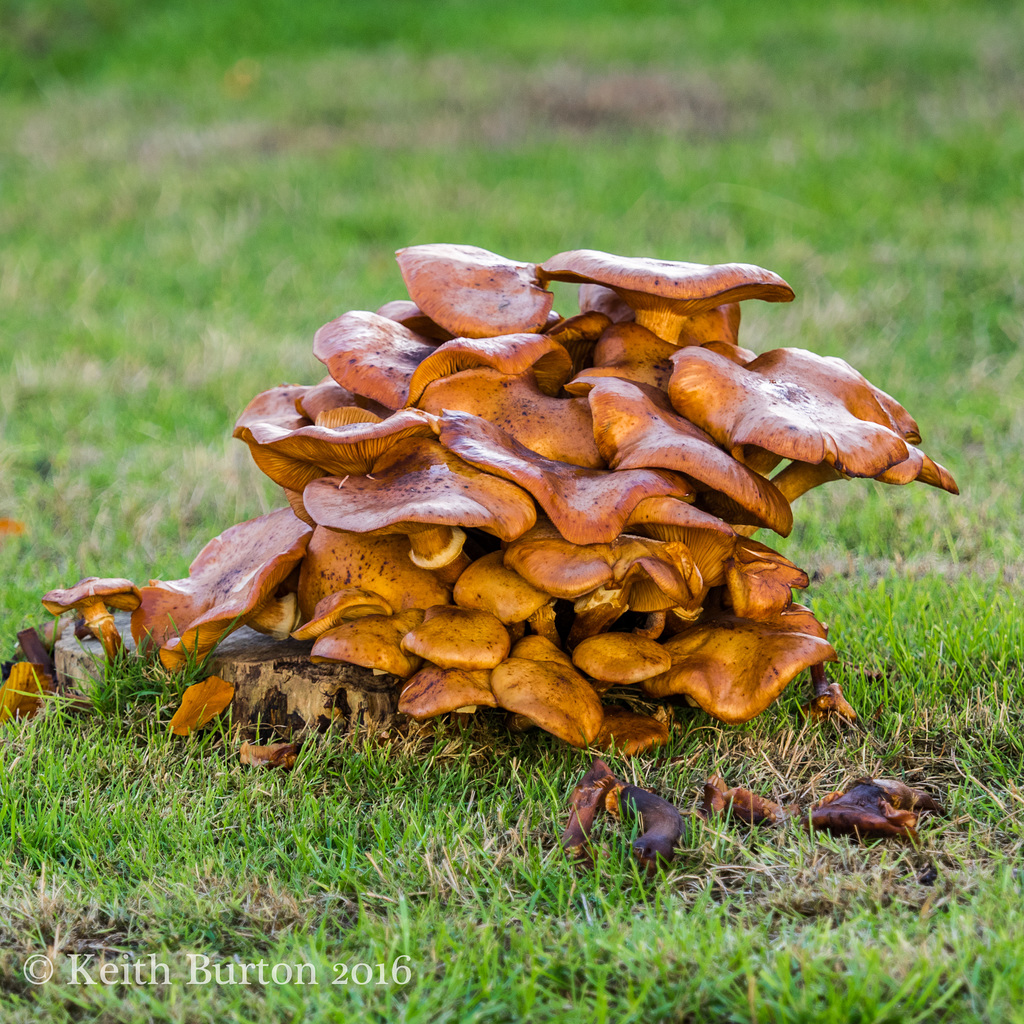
[396,243,554,339]
[399,665,498,718]
[401,605,511,671]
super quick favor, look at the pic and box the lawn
[1,1,1022,1020]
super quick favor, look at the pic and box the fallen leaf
[606,782,683,875]
[239,741,300,769]
[560,757,617,866]
[168,675,234,735]
[805,777,943,841]
[0,663,54,723]
[701,774,784,825]
[0,519,26,542]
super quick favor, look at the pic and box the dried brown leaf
[239,741,301,769]
[560,757,618,866]
[701,774,784,825]
[0,663,54,723]
[168,675,235,736]
[806,778,943,841]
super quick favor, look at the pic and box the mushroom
[565,322,679,391]
[571,633,672,687]
[417,367,604,468]
[312,311,440,410]
[594,707,670,756]
[300,436,537,570]
[398,665,498,719]
[604,782,683,875]
[376,299,454,341]
[42,577,142,661]
[396,243,554,338]
[290,588,394,641]
[538,249,793,344]
[642,612,837,723]
[401,606,512,671]
[130,508,312,670]
[543,310,612,376]
[234,384,313,433]
[439,410,693,545]
[667,346,916,478]
[310,609,425,678]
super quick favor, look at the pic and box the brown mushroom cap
[375,299,454,341]
[490,657,604,747]
[313,311,440,410]
[453,550,552,624]
[232,408,439,493]
[724,538,809,620]
[578,283,636,323]
[439,410,692,545]
[572,633,672,685]
[401,605,511,671]
[510,634,574,668]
[43,577,142,660]
[595,707,670,755]
[565,322,679,392]
[290,587,394,641]
[399,665,498,718]
[417,367,604,468]
[642,613,836,723]
[131,508,312,669]
[396,243,554,339]
[406,332,573,405]
[300,436,536,569]
[539,249,794,343]
[544,310,613,376]
[668,347,913,478]
[294,377,359,423]
[234,385,312,434]
[585,376,793,536]
[296,527,450,621]
[310,609,425,677]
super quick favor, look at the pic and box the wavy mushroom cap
[313,310,440,410]
[539,249,793,343]
[406,332,572,405]
[376,299,454,341]
[724,539,809,620]
[131,508,312,669]
[668,346,915,478]
[396,243,554,338]
[232,408,439,492]
[417,367,603,468]
[565,322,680,392]
[572,633,672,685]
[294,377,359,422]
[642,613,836,724]
[234,384,312,434]
[439,410,692,545]
[595,707,670,755]
[290,587,394,641]
[586,376,793,536]
[543,311,613,376]
[43,577,141,616]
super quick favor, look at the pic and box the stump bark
[54,612,400,737]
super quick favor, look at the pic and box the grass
[1,0,1022,1019]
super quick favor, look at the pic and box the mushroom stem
[810,661,831,699]
[567,585,628,649]
[82,604,123,661]
[633,307,688,344]
[407,525,467,570]
[633,610,666,641]
[526,601,560,645]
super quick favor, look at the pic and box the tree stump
[54,612,400,737]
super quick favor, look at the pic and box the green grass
[1,1,1022,1020]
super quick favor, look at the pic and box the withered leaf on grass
[239,741,300,769]
[701,774,784,825]
[806,778,943,841]
[168,675,234,735]
[0,663,54,723]
[606,783,684,875]
[0,519,26,542]
[560,757,618,866]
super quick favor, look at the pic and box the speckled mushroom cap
[376,299,454,341]
[667,346,917,478]
[595,707,670,756]
[130,507,312,670]
[417,367,604,469]
[396,243,554,339]
[290,587,394,641]
[313,311,440,410]
[641,613,836,724]
[439,410,693,545]
[538,249,794,343]
[296,527,451,622]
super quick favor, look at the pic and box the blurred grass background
[1,2,1022,1020]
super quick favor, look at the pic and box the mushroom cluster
[45,244,958,754]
